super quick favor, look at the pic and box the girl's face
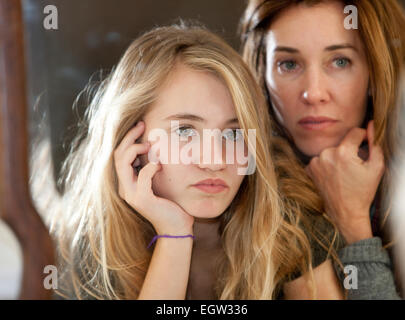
[265,1,370,157]
[140,64,246,219]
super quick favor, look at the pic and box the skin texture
[263,1,386,298]
[114,63,246,299]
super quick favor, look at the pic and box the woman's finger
[339,127,367,157]
[306,156,319,180]
[305,165,313,179]
[367,120,375,145]
[366,120,385,170]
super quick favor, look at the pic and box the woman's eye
[278,60,298,73]
[332,57,351,69]
[175,126,197,138]
[222,129,243,141]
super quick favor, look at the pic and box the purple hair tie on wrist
[147,234,195,249]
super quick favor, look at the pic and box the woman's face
[140,63,246,219]
[265,1,370,157]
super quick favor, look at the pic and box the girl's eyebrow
[274,46,299,54]
[164,113,239,125]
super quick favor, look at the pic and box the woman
[240,0,405,298]
[31,24,321,299]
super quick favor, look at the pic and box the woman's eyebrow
[274,44,357,53]
[324,43,357,52]
[164,113,239,126]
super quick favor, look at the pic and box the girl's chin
[192,215,223,222]
[184,206,226,220]
[174,198,230,220]
[187,208,224,219]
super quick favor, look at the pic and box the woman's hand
[305,121,385,244]
[113,121,194,235]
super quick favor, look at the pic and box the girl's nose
[198,131,226,171]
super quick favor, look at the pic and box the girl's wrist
[154,219,194,236]
[148,234,195,248]
[154,225,194,236]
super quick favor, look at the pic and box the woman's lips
[298,116,338,130]
[192,179,228,194]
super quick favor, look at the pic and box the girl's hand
[113,121,194,235]
[305,121,385,244]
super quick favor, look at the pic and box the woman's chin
[296,140,340,158]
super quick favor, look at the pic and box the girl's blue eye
[222,129,243,141]
[333,57,350,68]
[278,60,297,72]
[175,126,196,138]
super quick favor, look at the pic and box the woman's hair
[240,0,405,277]
[30,23,317,299]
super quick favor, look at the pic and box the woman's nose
[301,67,331,106]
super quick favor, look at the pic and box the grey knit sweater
[333,237,402,300]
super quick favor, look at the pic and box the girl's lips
[192,184,228,194]
[298,117,338,130]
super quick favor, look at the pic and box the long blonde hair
[240,0,405,280]
[31,24,315,299]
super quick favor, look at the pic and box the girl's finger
[132,158,141,168]
[122,142,150,168]
[116,121,145,153]
[114,158,132,200]
[115,145,146,197]
[116,143,151,200]
[137,161,162,194]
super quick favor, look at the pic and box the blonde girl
[32,24,319,299]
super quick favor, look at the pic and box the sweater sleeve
[333,237,402,300]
